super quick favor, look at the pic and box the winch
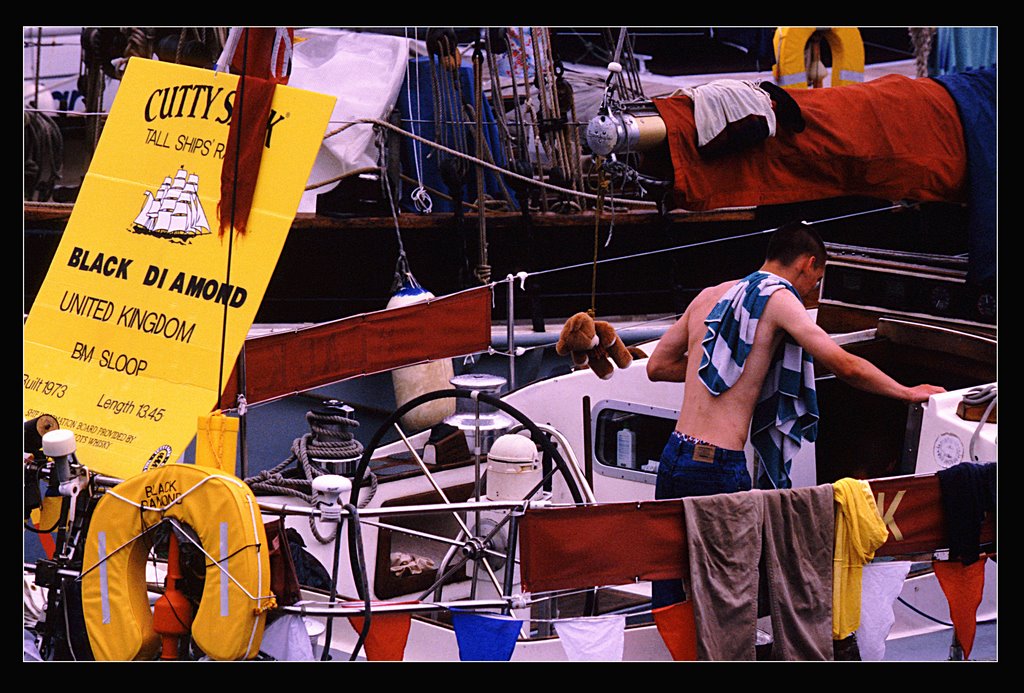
[443,374,513,455]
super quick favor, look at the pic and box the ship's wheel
[348,389,592,604]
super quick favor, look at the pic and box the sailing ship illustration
[130,166,211,241]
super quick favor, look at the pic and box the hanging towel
[450,609,522,661]
[259,614,316,661]
[698,271,819,489]
[760,484,835,660]
[933,558,987,659]
[652,601,698,661]
[347,611,413,661]
[832,478,890,640]
[554,615,626,661]
[857,561,912,660]
[936,461,997,565]
[683,485,833,660]
[676,80,777,148]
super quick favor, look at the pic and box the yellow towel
[832,478,889,639]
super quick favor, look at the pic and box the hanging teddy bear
[555,312,633,379]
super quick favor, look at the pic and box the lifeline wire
[523,202,909,280]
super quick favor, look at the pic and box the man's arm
[647,305,691,382]
[771,291,946,403]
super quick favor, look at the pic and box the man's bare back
[666,279,789,450]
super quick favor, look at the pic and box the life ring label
[140,480,180,507]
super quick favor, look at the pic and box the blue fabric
[652,431,751,609]
[395,57,514,213]
[931,28,997,76]
[450,609,522,661]
[932,68,996,288]
[697,271,818,490]
[936,462,997,565]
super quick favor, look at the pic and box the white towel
[678,79,777,147]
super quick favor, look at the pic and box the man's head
[764,221,827,298]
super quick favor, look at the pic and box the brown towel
[683,485,834,660]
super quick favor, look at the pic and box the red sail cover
[219,286,491,408]
[518,474,994,594]
[652,75,967,211]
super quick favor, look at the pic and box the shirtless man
[645,221,944,607]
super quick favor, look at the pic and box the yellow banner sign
[24,58,336,480]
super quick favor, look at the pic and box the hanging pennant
[857,561,912,660]
[933,558,988,659]
[216,28,294,237]
[260,614,316,661]
[347,609,413,661]
[652,601,698,661]
[553,614,626,661]
[450,609,522,661]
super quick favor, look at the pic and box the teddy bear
[555,312,633,379]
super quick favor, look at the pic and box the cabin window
[591,400,678,484]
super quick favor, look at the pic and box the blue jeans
[652,431,752,609]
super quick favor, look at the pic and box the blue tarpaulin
[932,68,996,288]
[395,57,514,213]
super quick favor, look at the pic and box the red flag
[218,75,275,237]
[933,558,987,659]
[347,612,413,661]
[217,28,293,237]
[652,601,698,661]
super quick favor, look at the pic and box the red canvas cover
[652,75,967,211]
[218,286,491,408]
[519,499,688,593]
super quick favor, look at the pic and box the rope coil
[963,384,997,462]
[244,409,378,544]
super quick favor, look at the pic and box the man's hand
[905,384,946,403]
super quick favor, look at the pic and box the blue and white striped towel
[697,271,819,489]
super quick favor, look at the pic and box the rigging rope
[473,45,491,285]
[523,202,911,280]
[24,110,63,202]
[909,27,937,79]
[588,159,607,316]
[322,116,656,208]
[404,27,433,213]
